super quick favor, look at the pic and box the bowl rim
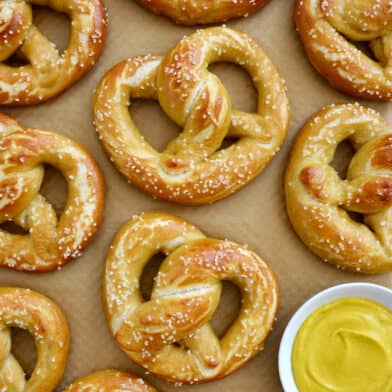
[278,282,392,392]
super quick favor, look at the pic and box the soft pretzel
[0,113,104,272]
[103,212,279,383]
[134,0,270,25]
[295,0,392,101]
[64,370,157,391]
[0,287,69,391]
[0,0,107,106]
[94,27,289,205]
[285,104,392,274]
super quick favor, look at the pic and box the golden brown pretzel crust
[64,370,157,391]
[0,0,107,106]
[295,0,392,101]
[0,287,69,391]
[103,212,279,384]
[285,103,392,274]
[0,113,105,272]
[135,0,270,25]
[94,27,289,205]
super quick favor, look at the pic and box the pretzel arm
[20,25,60,87]
[0,327,25,392]
[184,324,222,369]
[229,111,278,142]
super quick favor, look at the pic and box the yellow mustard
[292,297,392,392]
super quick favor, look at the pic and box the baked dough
[0,287,69,391]
[295,0,392,101]
[94,27,289,205]
[103,212,279,383]
[0,113,104,272]
[134,0,270,25]
[285,103,392,274]
[0,0,107,105]
[64,370,157,391]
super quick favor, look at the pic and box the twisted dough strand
[64,370,157,391]
[0,113,104,272]
[135,0,270,25]
[94,27,289,205]
[0,287,69,392]
[285,103,392,274]
[0,0,107,105]
[104,212,279,383]
[295,0,392,100]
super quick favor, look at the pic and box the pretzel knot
[0,0,107,106]
[0,113,104,272]
[64,370,157,391]
[285,104,392,274]
[295,0,392,101]
[0,287,69,391]
[104,213,279,383]
[94,27,289,205]
[135,0,270,25]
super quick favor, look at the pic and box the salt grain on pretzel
[64,369,157,391]
[0,287,69,391]
[0,113,105,272]
[285,103,392,274]
[0,0,107,106]
[94,27,289,205]
[134,0,270,25]
[295,0,392,101]
[103,212,279,384]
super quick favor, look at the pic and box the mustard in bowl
[292,297,392,392]
[278,283,392,392]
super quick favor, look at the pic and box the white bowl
[278,282,392,392]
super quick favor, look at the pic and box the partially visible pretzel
[285,104,392,274]
[94,27,289,205]
[0,287,69,391]
[295,0,392,101]
[0,113,104,272]
[0,0,107,106]
[134,0,270,25]
[64,370,157,391]
[103,212,279,383]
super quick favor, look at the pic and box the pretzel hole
[129,100,181,152]
[32,5,70,53]
[217,137,240,151]
[11,328,37,377]
[140,253,166,301]
[347,211,365,224]
[0,221,28,235]
[210,281,241,339]
[40,167,68,216]
[331,140,355,179]
[209,63,257,113]
[347,39,379,63]
[3,53,30,68]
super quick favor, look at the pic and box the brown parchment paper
[1,0,391,390]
